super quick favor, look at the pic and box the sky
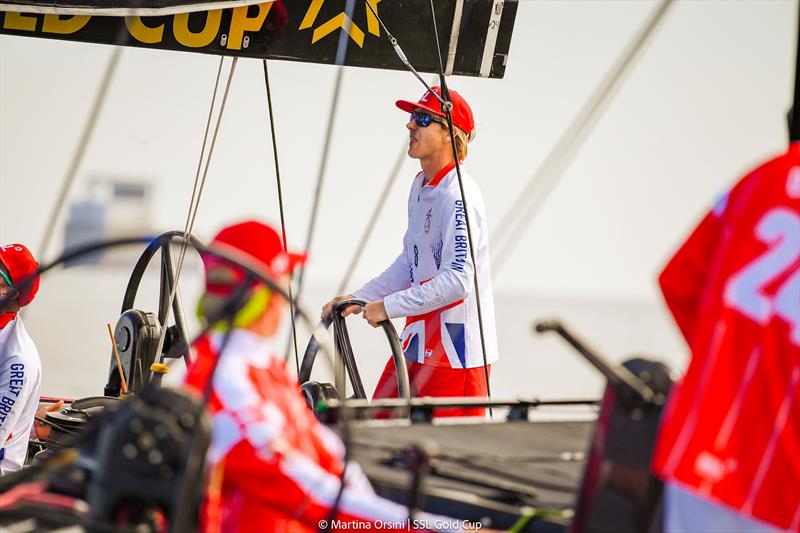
[0,0,796,397]
[1,1,793,298]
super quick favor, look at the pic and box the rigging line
[285,0,358,375]
[311,3,359,526]
[292,0,356,326]
[428,0,492,415]
[158,57,224,370]
[158,56,224,368]
[428,0,446,74]
[336,143,406,294]
[490,0,674,275]
[154,57,239,365]
[36,47,122,261]
[179,56,225,267]
[262,59,301,376]
[159,55,225,366]
[791,0,800,142]
[364,0,447,110]
[364,0,493,413]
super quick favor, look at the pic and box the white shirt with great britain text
[354,164,498,369]
[0,315,41,474]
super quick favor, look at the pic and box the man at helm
[0,243,42,474]
[323,87,498,417]
[185,220,463,532]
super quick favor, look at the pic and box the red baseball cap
[396,86,475,135]
[202,220,306,296]
[0,243,40,308]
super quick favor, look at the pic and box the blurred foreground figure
[0,244,42,475]
[655,143,800,532]
[185,220,462,532]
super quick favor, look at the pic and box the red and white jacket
[653,143,800,531]
[185,329,460,532]
[354,163,498,369]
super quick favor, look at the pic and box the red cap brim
[396,99,446,120]
[286,252,307,273]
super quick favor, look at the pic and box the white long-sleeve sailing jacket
[0,314,41,474]
[354,163,498,369]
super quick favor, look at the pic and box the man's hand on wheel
[363,300,388,328]
[321,294,361,320]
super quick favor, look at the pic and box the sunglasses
[0,263,13,289]
[409,110,445,128]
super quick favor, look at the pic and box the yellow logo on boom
[299,0,380,48]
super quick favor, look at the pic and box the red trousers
[372,357,491,417]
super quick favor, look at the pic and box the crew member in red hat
[323,87,499,417]
[185,220,461,532]
[0,243,43,474]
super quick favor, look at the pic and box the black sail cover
[0,1,264,16]
[0,0,518,78]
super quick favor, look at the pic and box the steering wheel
[299,299,410,410]
[105,231,202,396]
[0,233,339,399]
[122,231,200,341]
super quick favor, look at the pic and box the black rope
[359,0,496,415]
[155,56,239,362]
[147,59,223,365]
[290,3,357,526]
[290,0,358,376]
[262,60,301,375]
[426,0,493,416]
[366,0,494,413]
[441,102,492,417]
[165,56,224,294]
[365,0,447,110]
[179,57,239,273]
[293,68,343,305]
[792,0,800,142]
[186,57,225,257]
[428,0,446,74]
